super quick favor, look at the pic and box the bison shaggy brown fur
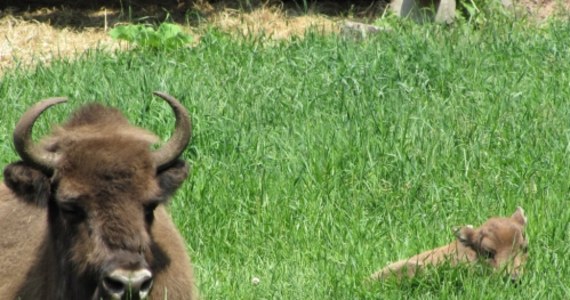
[0,92,198,300]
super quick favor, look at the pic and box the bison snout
[102,268,153,300]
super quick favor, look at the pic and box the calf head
[3,92,191,300]
[455,207,528,280]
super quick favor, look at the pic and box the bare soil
[0,0,568,74]
[517,0,570,19]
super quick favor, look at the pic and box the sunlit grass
[1,18,570,299]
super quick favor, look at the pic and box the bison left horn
[13,97,68,171]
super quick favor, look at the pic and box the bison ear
[511,206,527,226]
[157,159,189,199]
[454,225,476,246]
[3,161,51,207]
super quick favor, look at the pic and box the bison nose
[102,269,153,300]
[510,273,520,284]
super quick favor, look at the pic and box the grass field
[1,16,570,299]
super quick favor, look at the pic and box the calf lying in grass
[371,207,528,282]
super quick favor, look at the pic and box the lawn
[1,16,569,299]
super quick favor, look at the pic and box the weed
[109,23,193,51]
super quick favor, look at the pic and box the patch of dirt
[516,0,570,20]
[0,0,567,75]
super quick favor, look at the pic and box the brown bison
[0,92,197,299]
[370,207,529,282]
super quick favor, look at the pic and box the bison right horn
[150,91,192,171]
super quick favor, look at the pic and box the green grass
[1,17,570,299]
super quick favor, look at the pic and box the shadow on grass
[0,0,389,30]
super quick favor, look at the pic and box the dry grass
[0,3,340,75]
[210,6,337,39]
[0,12,120,73]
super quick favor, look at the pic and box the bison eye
[59,203,86,222]
[481,248,496,260]
[144,203,159,223]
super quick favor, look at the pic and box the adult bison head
[3,92,192,300]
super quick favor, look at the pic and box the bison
[0,92,197,299]
[370,207,529,282]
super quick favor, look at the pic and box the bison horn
[13,97,68,171]
[151,91,192,171]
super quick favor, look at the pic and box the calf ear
[511,206,527,226]
[454,225,475,245]
[3,161,51,207]
[156,159,189,200]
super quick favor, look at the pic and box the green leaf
[109,25,140,43]
[158,23,183,40]
[108,23,193,51]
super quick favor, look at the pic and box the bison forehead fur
[44,103,160,153]
[0,93,197,300]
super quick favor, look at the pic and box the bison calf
[0,92,197,299]
[370,207,528,281]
